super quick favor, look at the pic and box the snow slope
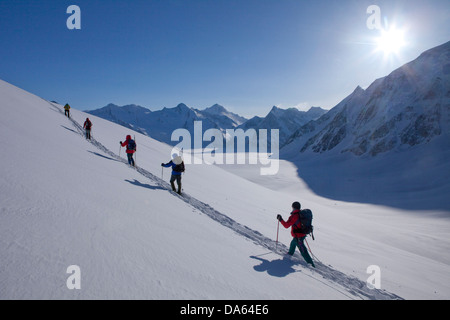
[1,79,449,299]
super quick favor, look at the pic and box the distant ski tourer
[64,104,71,118]
[162,154,185,195]
[83,118,92,140]
[120,135,136,167]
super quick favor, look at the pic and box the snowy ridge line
[51,102,403,300]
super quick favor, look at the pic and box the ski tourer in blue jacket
[162,160,184,176]
[162,155,185,194]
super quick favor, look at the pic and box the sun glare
[375,27,406,56]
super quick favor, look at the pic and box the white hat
[173,156,183,165]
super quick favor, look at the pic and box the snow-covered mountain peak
[203,103,227,114]
[353,85,365,95]
[175,102,190,110]
[201,104,248,127]
[282,40,450,158]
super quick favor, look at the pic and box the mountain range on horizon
[86,102,328,147]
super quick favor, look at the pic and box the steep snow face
[283,41,450,157]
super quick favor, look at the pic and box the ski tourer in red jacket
[120,135,136,167]
[279,209,306,238]
[121,135,136,154]
[277,202,315,267]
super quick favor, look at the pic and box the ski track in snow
[49,102,403,300]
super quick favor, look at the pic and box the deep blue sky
[0,0,449,117]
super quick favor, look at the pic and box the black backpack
[173,161,185,173]
[294,209,314,237]
[127,139,136,151]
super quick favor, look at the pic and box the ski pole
[276,221,280,250]
[134,135,137,166]
[305,238,320,263]
[119,145,122,158]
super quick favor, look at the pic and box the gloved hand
[161,163,164,166]
[120,141,122,145]
[277,214,282,221]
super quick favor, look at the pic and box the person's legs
[288,238,298,255]
[127,153,135,166]
[296,237,315,267]
[176,175,182,194]
[170,175,177,191]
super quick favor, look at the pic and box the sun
[375,26,406,55]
